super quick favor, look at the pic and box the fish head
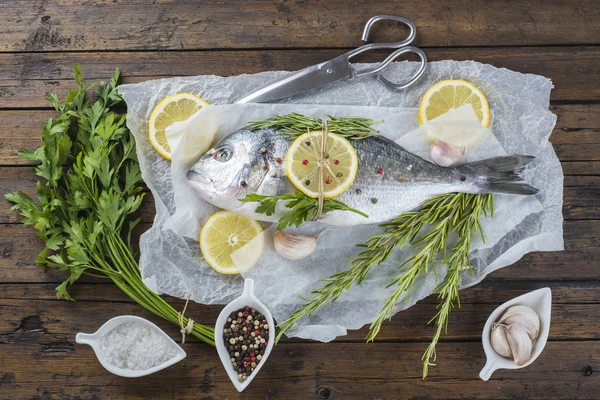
[186,128,287,209]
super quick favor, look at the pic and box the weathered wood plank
[0,168,596,223]
[0,46,599,108]
[0,220,597,284]
[2,104,598,165]
[0,340,597,399]
[2,0,599,52]
[562,161,600,176]
[4,280,600,305]
[1,283,600,343]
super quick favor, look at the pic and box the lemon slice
[286,131,358,198]
[199,211,264,275]
[148,93,209,160]
[419,80,490,127]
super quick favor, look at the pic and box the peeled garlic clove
[499,305,540,340]
[274,230,318,260]
[430,139,466,167]
[506,324,533,365]
[490,324,512,358]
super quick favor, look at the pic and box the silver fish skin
[187,127,538,226]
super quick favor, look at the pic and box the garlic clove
[273,230,318,260]
[498,305,540,340]
[430,139,466,167]
[506,324,533,365]
[490,324,512,358]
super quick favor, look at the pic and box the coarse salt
[99,322,177,371]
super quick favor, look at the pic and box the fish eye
[214,148,232,162]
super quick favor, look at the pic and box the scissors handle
[361,15,416,49]
[356,46,427,91]
[343,15,428,91]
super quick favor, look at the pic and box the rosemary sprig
[365,194,489,341]
[275,193,493,378]
[421,193,492,378]
[247,112,381,140]
[241,191,368,230]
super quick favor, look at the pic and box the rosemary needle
[248,113,381,140]
[276,192,493,378]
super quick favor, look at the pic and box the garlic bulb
[430,139,466,167]
[273,231,318,260]
[506,324,533,365]
[490,325,512,358]
[489,304,540,365]
[498,305,540,340]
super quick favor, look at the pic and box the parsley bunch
[6,66,214,346]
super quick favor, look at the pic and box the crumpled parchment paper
[120,60,562,341]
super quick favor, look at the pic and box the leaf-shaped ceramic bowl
[215,279,275,392]
[480,287,552,380]
[75,315,186,378]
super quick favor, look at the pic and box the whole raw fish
[186,127,537,226]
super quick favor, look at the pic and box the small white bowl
[480,287,552,380]
[215,279,275,392]
[75,315,186,378]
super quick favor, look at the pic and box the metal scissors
[237,15,427,104]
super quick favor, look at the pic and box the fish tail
[458,155,539,195]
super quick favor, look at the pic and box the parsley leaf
[241,191,368,230]
[5,65,215,345]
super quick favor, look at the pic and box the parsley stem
[5,66,215,347]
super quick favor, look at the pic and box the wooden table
[1,1,599,398]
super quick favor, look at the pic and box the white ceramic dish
[215,278,275,392]
[75,315,186,378]
[479,287,552,380]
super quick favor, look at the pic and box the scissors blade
[237,57,351,103]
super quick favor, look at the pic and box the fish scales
[187,127,537,227]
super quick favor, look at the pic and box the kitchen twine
[177,292,194,344]
[312,120,329,221]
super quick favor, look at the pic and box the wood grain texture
[2,283,600,343]
[0,46,599,108]
[2,0,599,52]
[1,1,598,399]
[0,219,598,285]
[0,170,595,222]
[0,340,598,399]
[2,104,598,164]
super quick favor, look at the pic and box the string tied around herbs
[312,120,329,222]
[177,292,195,344]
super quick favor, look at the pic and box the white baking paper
[120,60,562,341]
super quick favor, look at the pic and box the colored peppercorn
[223,306,270,382]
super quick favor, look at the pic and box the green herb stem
[241,191,368,230]
[6,66,215,347]
[248,113,381,140]
[275,193,493,378]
